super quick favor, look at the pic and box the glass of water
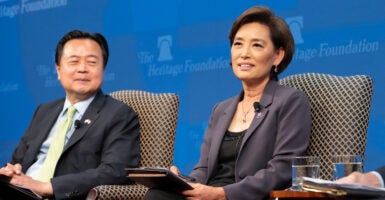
[332,155,362,180]
[291,156,320,190]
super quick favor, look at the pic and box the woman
[145,6,311,200]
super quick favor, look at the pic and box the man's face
[56,39,104,103]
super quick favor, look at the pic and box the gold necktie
[37,106,76,182]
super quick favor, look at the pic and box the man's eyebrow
[65,55,79,60]
[86,55,99,59]
[65,55,100,59]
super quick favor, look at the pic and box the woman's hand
[170,165,180,175]
[182,183,227,200]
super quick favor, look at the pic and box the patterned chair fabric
[86,90,180,200]
[279,73,373,180]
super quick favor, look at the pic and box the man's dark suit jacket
[9,90,140,199]
[190,80,312,200]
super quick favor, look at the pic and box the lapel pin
[256,112,263,118]
[84,119,91,125]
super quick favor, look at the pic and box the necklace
[241,101,253,123]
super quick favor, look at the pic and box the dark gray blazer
[10,90,140,199]
[190,80,312,200]
[377,166,385,182]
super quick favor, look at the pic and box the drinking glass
[291,156,320,190]
[332,154,362,180]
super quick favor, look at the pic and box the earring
[273,65,278,73]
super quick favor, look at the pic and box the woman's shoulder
[218,93,241,105]
[211,93,240,112]
[275,82,308,99]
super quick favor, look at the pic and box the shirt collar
[62,94,96,117]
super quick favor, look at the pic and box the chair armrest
[86,184,149,200]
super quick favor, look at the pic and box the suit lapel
[241,80,277,149]
[208,95,239,174]
[207,81,278,177]
[37,104,64,144]
[63,91,105,151]
[24,102,64,168]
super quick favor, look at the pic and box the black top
[208,129,246,186]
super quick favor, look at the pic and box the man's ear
[56,65,61,80]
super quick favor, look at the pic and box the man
[0,30,140,199]
[337,165,385,188]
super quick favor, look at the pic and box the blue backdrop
[1,0,384,174]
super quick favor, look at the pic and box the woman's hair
[55,30,109,69]
[229,6,294,79]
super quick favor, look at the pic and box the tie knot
[67,106,77,118]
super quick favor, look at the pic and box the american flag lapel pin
[84,119,91,125]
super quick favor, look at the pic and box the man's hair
[55,30,109,69]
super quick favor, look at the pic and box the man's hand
[0,163,23,177]
[0,163,54,197]
[10,174,54,197]
[336,171,382,188]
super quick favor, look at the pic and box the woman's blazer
[190,80,312,200]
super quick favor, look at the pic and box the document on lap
[0,175,42,199]
[300,176,385,198]
[125,167,194,192]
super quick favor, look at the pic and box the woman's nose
[240,46,250,58]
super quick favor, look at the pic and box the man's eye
[69,61,78,64]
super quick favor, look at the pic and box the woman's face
[231,22,284,84]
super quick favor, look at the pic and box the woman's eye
[233,42,242,46]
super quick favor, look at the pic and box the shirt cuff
[369,171,385,188]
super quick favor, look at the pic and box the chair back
[87,90,179,200]
[110,90,179,167]
[279,73,373,180]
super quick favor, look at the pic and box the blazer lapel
[207,81,278,177]
[24,102,64,168]
[207,95,240,174]
[241,80,277,149]
[37,104,64,144]
[63,91,105,151]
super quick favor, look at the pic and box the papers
[301,177,385,198]
[126,167,194,192]
[0,175,42,199]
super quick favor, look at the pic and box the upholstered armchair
[86,90,179,200]
[279,73,373,180]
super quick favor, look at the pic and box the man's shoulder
[103,94,130,108]
[99,94,136,115]
[37,98,65,110]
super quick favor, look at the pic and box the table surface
[270,190,360,199]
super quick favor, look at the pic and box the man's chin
[67,90,98,100]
